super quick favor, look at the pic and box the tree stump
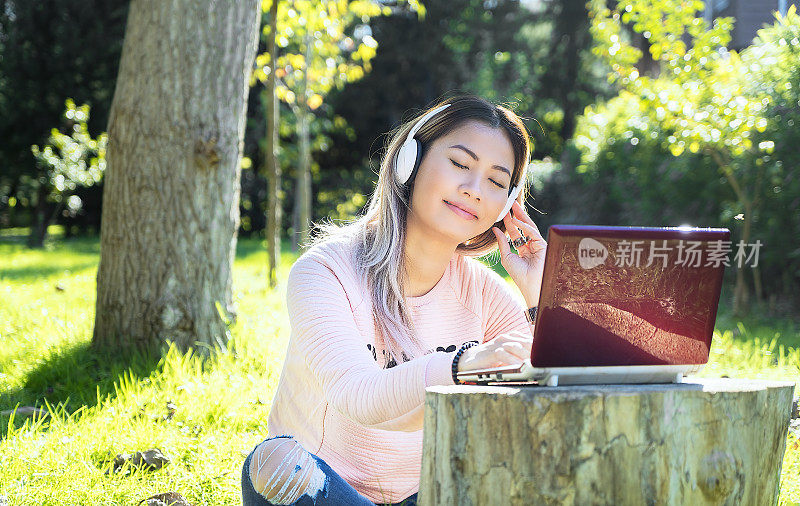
[419,378,795,506]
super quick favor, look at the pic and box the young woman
[241,94,547,506]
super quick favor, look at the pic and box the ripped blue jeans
[241,435,419,506]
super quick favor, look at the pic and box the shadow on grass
[235,236,267,259]
[47,236,102,255]
[0,339,163,432]
[1,230,292,266]
[0,228,99,249]
[235,236,297,262]
[0,261,98,281]
[1,231,289,262]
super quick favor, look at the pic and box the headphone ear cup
[394,139,418,185]
[495,184,523,223]
[393,103,452,185]
[409,139,424,183]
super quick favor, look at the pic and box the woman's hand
[490,200,547,307]
[457,331,533,372]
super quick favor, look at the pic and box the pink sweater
[267,236,532,503]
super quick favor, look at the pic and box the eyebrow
[448,144,512,178]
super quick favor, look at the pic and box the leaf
[669,143,684,157]
[307,94,323,110]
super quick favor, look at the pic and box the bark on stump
[420,378,795,506]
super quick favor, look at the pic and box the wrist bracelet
[451,340,480,385]
[524,306,538,324]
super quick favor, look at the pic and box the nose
[459,174,481,201]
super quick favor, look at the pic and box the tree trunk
[0,179,19,228]
[293,108,312,250]
[552,0,588,142]
[292,28,312,251]
[93,0,261,352]
[753,264,764,305]
[710,150,752,317]
[26,182,49,248]
[263,0,281,289]
[734,201,753,315]
[420,379,795,506]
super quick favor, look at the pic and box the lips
[444,200,478,220]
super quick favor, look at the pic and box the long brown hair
[308,93,532,362]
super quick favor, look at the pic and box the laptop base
[457,362,704,386]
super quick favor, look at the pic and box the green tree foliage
[0,0,128,236]
[306,0,612,228]
[740,6,800,298]
[537,0,606,146]
[253,0,397,103]
[573,90,729,226]
[249,0,407,249]
[574,0,800,310]
[30,99,107,241]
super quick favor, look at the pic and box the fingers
[493,214,526,262]
[510,200,538,228]
[492,348,524,368]
[497,341,529,361]
[490,332,533,359]
[510,216,544,244]
[502,210,525,247]
[491,227,514,262]
[461,338,531,371]
[509,218,546,253]
[509,202,546,252]
[510,201,543,237]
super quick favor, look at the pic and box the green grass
[0,226,798,505]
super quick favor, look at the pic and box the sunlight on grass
[0,234,296,504]
[0,233,797,504]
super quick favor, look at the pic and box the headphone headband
[407,104,452,141]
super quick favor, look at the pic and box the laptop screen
[531,225,730,368]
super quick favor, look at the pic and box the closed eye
[450,159,507,189]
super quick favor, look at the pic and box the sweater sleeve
[286,252,456,432]
[481,266,533,343]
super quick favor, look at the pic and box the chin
[423,221,462,244]
[441,221,484,245]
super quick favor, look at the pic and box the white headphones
[393,103,523,223]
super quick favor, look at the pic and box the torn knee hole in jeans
[249,438,327,505]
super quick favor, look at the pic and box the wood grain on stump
[420,378,795,506]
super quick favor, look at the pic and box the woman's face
[408,120,516,245]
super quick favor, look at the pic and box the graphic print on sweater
[366,343,457,369]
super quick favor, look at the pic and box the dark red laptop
[457,225,731,386]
